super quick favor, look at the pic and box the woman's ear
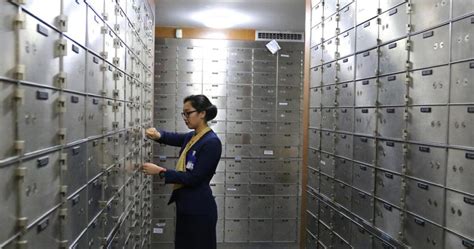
[199,111,206,120]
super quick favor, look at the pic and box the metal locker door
[0,164,18,243]
[322,61,337,85]
[228,48,252,60]
[451,61,474,104]
[251,109,274,121]
[254,85,276,97]
[211,183,225,196]
[103,63,115,99]
[0,3,15,79]
[310,87,322,107]
[20,0,60,29]
[275,184,297,195]
[354,136,376,165]
[410,0,450,33]
[322,85,336,107]
[308,148,320,170]
[355,108,376,136]
[337,82,355,107]
[378,107,405,140]
[404,213,444,249]
[445,190,474,238]
[177,58,202,72]
[411,25,450,70]
[226,171,250,183]
[310,66,323,88]
[62,39,86,93]
[453,0,474,18]
[227,121,251,133]
[21,151,61,227]
[405,179,445,224]
[335,157,353,184]
[319,199,333,225]
[447,149,474,194]
[209,96,226,109]
[278,109,301,122]
[225,219,249,242]
[308,128,321,149]
[225,183,249,196]
[318,221,332,247]
[250,184,274,195]
[336,107,354,133]
[319,152,335,177]
[0,81,16,160]
[444,229,474,249]
[306,221,318,247]
[351,224,373,249]
[229,96,252,109]
[338,29,356,59]
[407,106,448,144]
[19,86,60,153]
[273,219,297,242]
[177,83,202,96]
[64,189,88,244]
[307,167,319,190]
[65,143,87,197]
[323,14,338,41]
[155,58,177,71]
[274,196,297,218]
[254,60,276,72]
[406,144,447,184]
[274,172,298,184]
[379,38,408,75]
[410,66,450,105]
[322,38,338,64]
[311,1,323,26]
[379,4,408,44]
[177,71,202,84]
[2,209,61,249]
[279,71,303,86]
[378,73,406,106]
[355,49,378,80]
[249,219,273,242]
[449,105,474,147]
[19,14,60,87]
[377,140,404,174]
[309,108,321,128]
[320,174,335,198]
[279,86,300,98]
[254,48,276,61]
[335,181,352,210]
[203,84,226,97]
[356,19,379,52]
[335,133,353,159]
[227,84,251,96]
[253,121,276,133]
[249,159,272,172]
[86,8,104,55]
[103,28,115,63]
[355,78,377,107]
[338,56,355,83]
[352,163,375,193]
[321,131,335,153]
[254,72,276,85]
[311,23,323,47]
[178,46,203,59]
[151,218,175,243]
[351,189,374,222]
[307,190,319,215]
[375,170,402,206]
[86,53,103,96]
[311,44,323,67]
[227,109,251,121]
[250,196,273,218]
[152,195,175,218]
[202,71,226,84]
[339,3,355,34]
[356,1,379,25]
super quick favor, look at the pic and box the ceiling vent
[255,31,304,42]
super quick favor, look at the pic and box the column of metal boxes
[0,0,155,248]
[152,39,304,246]
[306,0,473,248]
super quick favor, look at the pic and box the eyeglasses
[181,110,198,119]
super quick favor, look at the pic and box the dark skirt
[174,213,217,249]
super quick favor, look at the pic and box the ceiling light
[191,8,252,29]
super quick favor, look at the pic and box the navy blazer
[157,129,222,215]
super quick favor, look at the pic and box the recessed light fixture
[191,8,252,29]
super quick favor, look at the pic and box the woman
[142,94,222,249]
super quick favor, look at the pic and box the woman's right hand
[145,127,161,140]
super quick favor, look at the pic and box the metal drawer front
[450,60,474,104]
[335,133,353,159]
[355,78,377,107]
[338,56,355,83]
[322,61,337,85]
[310,66,323,88]
[335,181,352,210]
[378,107,405,140]
[335,157,353,184]
[355,107,376,136]
[338,29,356,58]
[354,136,376,165]
[378,73,406,106]
[375,170,402,206]
[406,143,447,184]
[410,0,450,32]
[447,149,474,194]
[336,107,354,132]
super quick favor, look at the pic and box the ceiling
[155,0,305,32]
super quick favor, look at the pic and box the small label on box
[153,228,163,234]
[264,150,274,155]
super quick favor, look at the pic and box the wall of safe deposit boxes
[305,0,473,249]
[0,0,155,248]
[151,38,304,245]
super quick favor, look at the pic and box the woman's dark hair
[184,95,217,121]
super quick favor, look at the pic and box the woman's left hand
[141,163,166,175]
